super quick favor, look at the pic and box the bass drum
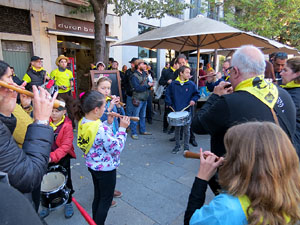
[40,165,70,210]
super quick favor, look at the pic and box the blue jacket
[165,80,200,112]
[206,75,230,92]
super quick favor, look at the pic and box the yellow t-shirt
[50,68,73,93]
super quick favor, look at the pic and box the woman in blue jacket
[184,121,300,225]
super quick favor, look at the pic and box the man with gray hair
[190,45,296,194]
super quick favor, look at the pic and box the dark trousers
[163,103,172,129]
[58,91,75,128]
[32,185,41,212]
[146,92,153,122]
[49,154,74,203]
[88,168,116,225]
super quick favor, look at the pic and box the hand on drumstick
[189,100,195,106]
[197,148,224,181]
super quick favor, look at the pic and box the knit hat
[55,55,69,66]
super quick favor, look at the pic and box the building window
[0,6,31,35]
[190,0,202,18]
[138,23,157,75]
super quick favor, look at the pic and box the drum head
[168,111,189,119]
[41,172,66,192]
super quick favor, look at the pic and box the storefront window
[138,24,157,76]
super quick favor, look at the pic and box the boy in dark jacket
[165,66,200,153]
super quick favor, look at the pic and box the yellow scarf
[32,66,44,72]
[170,66,176,72]
[239,195,290,223]
[235,75,278,109]
[175,76,189,85]
[50,115,65,131]
[280,80,300,89]
[77,118,101,155]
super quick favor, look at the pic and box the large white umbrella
[114,15,277,85]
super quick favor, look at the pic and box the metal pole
[196,35,200,89]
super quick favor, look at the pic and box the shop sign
[56,16,94,34]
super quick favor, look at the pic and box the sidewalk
[44,112,214,225]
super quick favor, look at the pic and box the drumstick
[180,105,191,112]
[0,80,65,109]
[72,197,96,225]
[105,111,140,122]
[169,106,175,112]
[106,95,126,107]
[184,150,220,161]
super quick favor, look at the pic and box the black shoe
[169,137,175,142]
[190,139,198,147]
[147,119,152,124]
[168,127,175,134]
[172,147,180,154]
[163,128,168,133]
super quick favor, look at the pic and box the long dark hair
[74,91,105,120]
[0,60,10,79]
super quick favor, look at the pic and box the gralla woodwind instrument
[106,95,126,107]
[105,111,139,122]
[0,80,65,109]
[183,150,220,161]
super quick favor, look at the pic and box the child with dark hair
[76,91,130,225]
[39,98,76,219]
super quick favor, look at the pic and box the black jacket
[159,68,176,86]
[184,177,207,225]
[123,68,135,97]
[0,115,53,193]
[192,88,296,157]
[284,87,300,155]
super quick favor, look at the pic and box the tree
[218,0,300,50]
[72,0,191,62]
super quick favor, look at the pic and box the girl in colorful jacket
[76,91,130,225]
[184,122,300,225]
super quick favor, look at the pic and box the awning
[47,28,118,42]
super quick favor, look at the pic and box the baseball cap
[129,57,138,63]
[31,56,43,62]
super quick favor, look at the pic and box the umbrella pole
[196,36,200,89]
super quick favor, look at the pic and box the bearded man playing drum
[165,66,200,154]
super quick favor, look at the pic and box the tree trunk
[90,0,107,63]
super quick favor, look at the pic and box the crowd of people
[0,44,300,225]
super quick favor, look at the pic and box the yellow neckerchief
[50,115,65,131]
[175,76,189,85]
[77,118,101,155]
[32,66,44,72]
[225,76,230,81]
[280,80,300,89]
[234,75,278,109]
[170,66,176,72]
[238,195,290,223]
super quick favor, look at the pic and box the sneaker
[64,203,74,219]
[110,200,117,208]
[131,134,139,140]
[172,147,180,154]
[114,190,122,198]
[140,132,152,135]
[39,208,50,219]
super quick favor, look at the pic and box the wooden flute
[0,80,65,109]
[106,95,126,107]
[106,111,139,122]
[183,150,220,161]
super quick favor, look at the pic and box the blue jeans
[130,100,147,135]
[126,95,134,117]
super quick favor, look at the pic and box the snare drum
[167,111,190,126]
[40,165,70,210]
